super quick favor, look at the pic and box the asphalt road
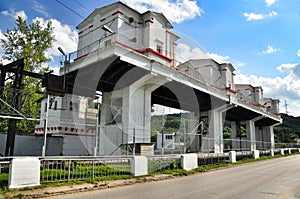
[57,155,300,199]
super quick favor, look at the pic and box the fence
[148,155,181,172]
[40,156,131,183]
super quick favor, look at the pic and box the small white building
[157,133,176,149]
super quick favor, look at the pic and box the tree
[0,16,55,134]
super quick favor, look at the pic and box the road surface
[56,155,300,199]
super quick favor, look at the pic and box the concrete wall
[0,134,63,156]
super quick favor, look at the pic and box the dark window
[157,45,162,54]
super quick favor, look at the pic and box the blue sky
[0,0,300,116]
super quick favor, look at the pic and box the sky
[0,0,300,116]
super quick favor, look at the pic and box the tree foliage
[0,16,55,134]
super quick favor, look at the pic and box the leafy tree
[0,16,55,134]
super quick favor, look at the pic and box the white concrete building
[157,133,176,150]
[34,2,282,156]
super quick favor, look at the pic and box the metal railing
[198,153,229,166]
[40,156,131,183]
[148,155,181,172]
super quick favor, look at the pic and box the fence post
[67,160,71,182]
[92,160,95,179]
[229,151,236,163]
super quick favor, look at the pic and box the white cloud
[122,0,203,23]
[33,17,78,60]
[262,45,280,54]
[207,53,229,64]
[297,49,300,57]
[266,0,276,6]
[276,63,297,73]
[1,9,27,20]
[243,11,277,21]
[176,43,209,61]
[235,64,300,116]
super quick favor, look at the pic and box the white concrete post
[8,158,40,189]
[246,116,264,151]
[229,151,236,163]
[131,156,148,176]
[181,153,198,171]
[270,149,274,156]
[280,149,284,155]
[253,150,260,159]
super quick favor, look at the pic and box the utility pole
[284,100,289,115]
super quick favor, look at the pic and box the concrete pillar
[246,120,256,151]
[131,156,148,176]
[100,74,169,155]
[207,105,233,153]
[262,123,279,150]
[246,116,263,151]
[229,151,236,163]
[231,121,238,150]
[280,149,284,155]
[181,153,198,171]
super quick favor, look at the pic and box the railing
[198,153,229,166]
[148,155,181,173]
[40,157,131,183]
[0,160,10,189]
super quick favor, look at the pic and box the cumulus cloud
[33,17,78,60]
[243,11,277,21]
[262,45,280,54]
[122,0,203,23]
[176,43,209,61]
[266,0,276,6]
[297,49,300,57]
[276,63,297,73]
[235,63,300,116]
[1,9,27,20]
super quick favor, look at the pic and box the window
[165,135,173,140]
[105,39,111,47]
[156,45,163,54]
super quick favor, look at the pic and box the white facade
[236,84,264,106]
[177,59,236,93]
[75,2,179,67]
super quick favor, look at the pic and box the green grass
[1,152,300,196]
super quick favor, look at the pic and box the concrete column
[100,74,169,155]
[231,121,238,150]
[246,116,263,151]
[262,123,279,150]
[207,105,233,153]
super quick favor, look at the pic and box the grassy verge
[1,152,299,197]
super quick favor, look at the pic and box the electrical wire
[55,0,85,19]
[72,0,92,13]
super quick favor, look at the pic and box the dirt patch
[2,174,174,198]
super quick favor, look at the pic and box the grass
[1,152,299,197]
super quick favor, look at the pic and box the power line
[55,0,85,19]
[72,0,92,13]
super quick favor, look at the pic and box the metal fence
[40,157,131,183]
[198,153,229,166]
[147,155,181,172]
